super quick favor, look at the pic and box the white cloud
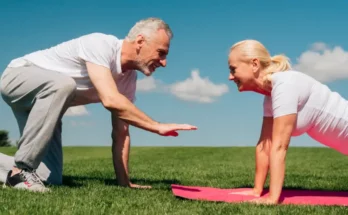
[136,76,157,92]
[169,70,229,103]
[64,105,89,116]
[310,42,327,51]
[135,69,228,103]
[294,43,348,83]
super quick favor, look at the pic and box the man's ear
[135,35,146,55]
[135,35,145,48]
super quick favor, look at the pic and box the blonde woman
[227,39,348,204]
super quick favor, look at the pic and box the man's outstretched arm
[86,62,197,135]
[86,62,159,132]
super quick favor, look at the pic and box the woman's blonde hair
[230,39,291,86]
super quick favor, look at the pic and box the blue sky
[1,0,348,148]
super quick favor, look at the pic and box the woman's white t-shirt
[263,71,348,155]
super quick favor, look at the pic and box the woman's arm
[267,113,296,203]
[250,113,296,205]
[230,116,273,197]
[253,117,273,195]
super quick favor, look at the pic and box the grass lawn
[0,146,348,214]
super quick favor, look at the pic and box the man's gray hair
[126,17,173,41]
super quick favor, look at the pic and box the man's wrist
[152,120,160,125]
[150,121,161,133]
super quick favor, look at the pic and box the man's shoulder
[75,32,123,47]
[80,32,120,41]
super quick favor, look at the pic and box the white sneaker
[3,169,50,193]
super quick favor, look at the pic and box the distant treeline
[0,130,16,147]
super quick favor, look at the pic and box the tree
[0,130,11,147]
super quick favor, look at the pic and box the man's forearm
[111,129,131,187]
[106,95,160,133]
[86,61,159,133]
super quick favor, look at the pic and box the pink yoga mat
[171,184,348,206]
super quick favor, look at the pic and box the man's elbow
[101,95,127,112]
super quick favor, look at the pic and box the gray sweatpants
[0,60,76,185]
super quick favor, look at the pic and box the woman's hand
[249,197,278,205]
[229,188,262,197]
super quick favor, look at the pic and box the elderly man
[0,17,197,192]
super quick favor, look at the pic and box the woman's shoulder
[271,70,318,86]
[272,70,306,79]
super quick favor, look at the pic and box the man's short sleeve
[78,33,115,69]
[126,72,137,103]
[271,76,299,118]
[116,70,137,103]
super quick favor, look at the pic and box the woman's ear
[251,58,260,73]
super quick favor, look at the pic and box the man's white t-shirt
[263,71,348,155]
[7,33,137,106]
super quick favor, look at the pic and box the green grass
[1,146,348,214]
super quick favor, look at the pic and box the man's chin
[138,68,152,76]
[145,68,155,76]
[144,71,153,76]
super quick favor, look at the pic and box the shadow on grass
[62,175,181,190]
[282,185,348,192]
[60,175,84,188]
[105,177,181,189]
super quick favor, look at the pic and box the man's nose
[160,59,167,67]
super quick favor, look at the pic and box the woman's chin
[237,85,253,92]
[237,85,244,92]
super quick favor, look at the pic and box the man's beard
[135,57,151,76]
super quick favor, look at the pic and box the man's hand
[156,123,197,136]
[130,183,152,189]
